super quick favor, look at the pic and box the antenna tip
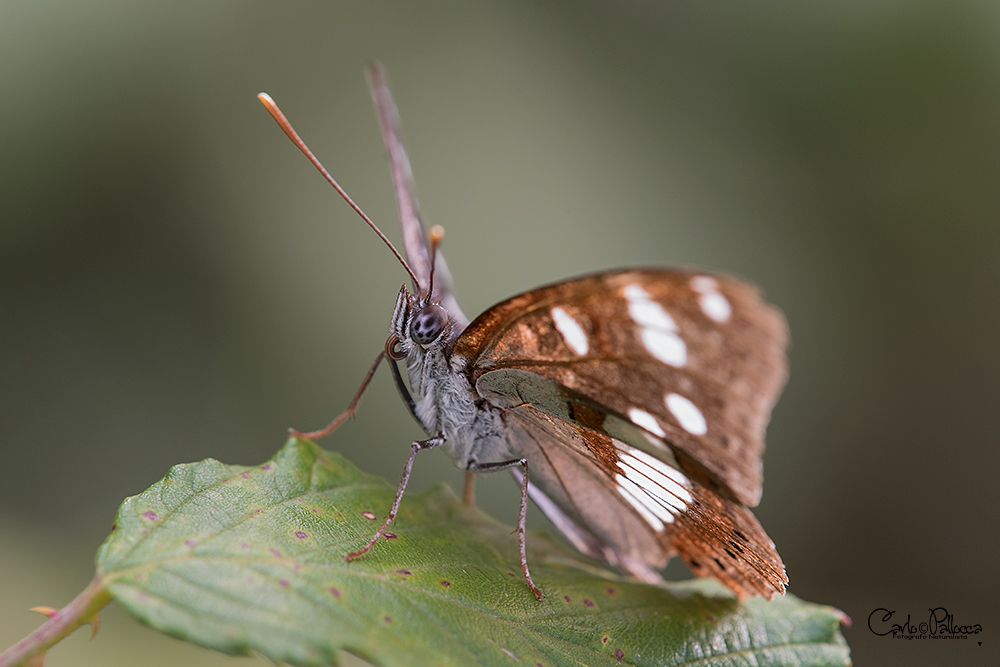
[429,224,445,244]
[257,92,275,106]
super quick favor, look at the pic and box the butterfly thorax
[390,286,514,468]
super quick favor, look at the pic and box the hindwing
[503,403,787,600]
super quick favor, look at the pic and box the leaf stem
[0,574,112,667]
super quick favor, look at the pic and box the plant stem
[0,574,111,667]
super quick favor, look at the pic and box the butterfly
[257,64,788,602]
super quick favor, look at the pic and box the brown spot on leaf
[383,532,397,539]
[362,511,377,520]
[330,587,341,598]
[583,599,594,608]
[396,569,411,576]
[269,548,282,558]
[614,648,624,663]
[143,511,159,521]
[279,579,289,587]
[295,531,308,539]
[440,580,451,587]
[383,615,392,624]
[606,587,617,595]
[184,539,197,547]
[260,464,272,471]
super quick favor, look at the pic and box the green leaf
[96,438,850,667]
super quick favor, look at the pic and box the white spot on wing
[614,439,694,527]
[699,292,731,322]
[623,283,651,302]
[551,307,588,355]
[690,275,731,322]
[642,432,667,449]
[690,276,718,293]
[626,449,693,509]
[616,474,669,528]
[628,299,677,330]
[641,328,687,367]
[625,282,687,367]
[665,393,707,435]
[628,408,665,437]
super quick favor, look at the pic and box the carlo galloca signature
[868,606,983,640]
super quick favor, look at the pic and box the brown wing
[453,269,788,507]
[505,404,787,600]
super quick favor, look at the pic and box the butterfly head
[385,285,455,361]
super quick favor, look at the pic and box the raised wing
[453,269,788,507]
[366,63,468,326]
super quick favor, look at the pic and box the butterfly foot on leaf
[526,578,545,601]
[287,423,339,441]
[344,535,380,562]
[288,426,328,441]
[344,435,446,565]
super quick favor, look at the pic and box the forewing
[454,269,787,506]
[505,404,787,600]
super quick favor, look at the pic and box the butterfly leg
[468,458,544,601]
[461,471,476,508]
[291,350,386,440]
[345,433,445,561]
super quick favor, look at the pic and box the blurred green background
[2,2,998,665]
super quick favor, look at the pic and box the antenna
[257,92,420,289]
[426,224,445,298]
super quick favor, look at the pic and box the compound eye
[410,305,448,345]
